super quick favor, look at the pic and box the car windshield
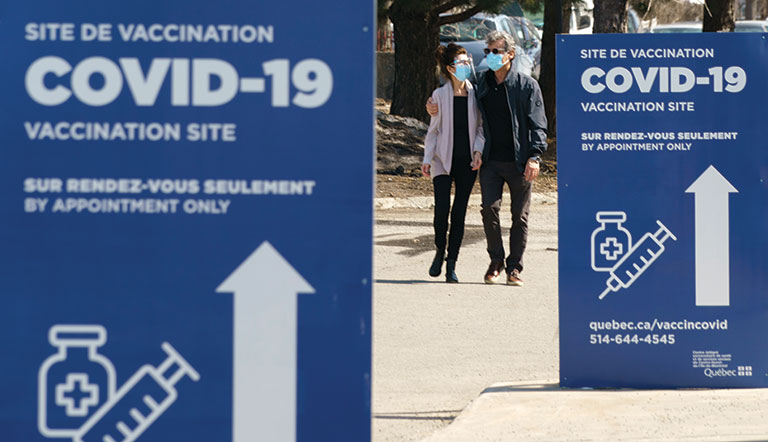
[507,19,527,42]
[524,20,541,40]
[440,18,496,41]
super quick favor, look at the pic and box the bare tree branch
[435,0,470,15]
[438,5,483,25]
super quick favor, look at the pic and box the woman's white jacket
[423,81,485,177]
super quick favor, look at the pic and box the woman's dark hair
[436,43,467,77]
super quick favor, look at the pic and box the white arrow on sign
[216,241,315,442]
[685,165,738,306]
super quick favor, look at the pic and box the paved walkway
[373,193,559,442]
[420,381,768,442]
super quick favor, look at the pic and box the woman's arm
[422,91,441,177]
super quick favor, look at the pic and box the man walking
[428,30,547,286]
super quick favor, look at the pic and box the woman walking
[422,43,485,283]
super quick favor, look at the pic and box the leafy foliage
[382,0,508,21]
[513,0,544,14]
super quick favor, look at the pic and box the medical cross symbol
[55,373,100,417]
[600,237,623,261]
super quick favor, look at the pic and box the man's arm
[526,82,548,158]
[524,81,548,182]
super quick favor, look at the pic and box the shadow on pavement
[373,410,462,422]
[375,279,498,287]
[376,219,434,227]
[375,227,487,257]
[482,383,562,394]
[375,279,434,284]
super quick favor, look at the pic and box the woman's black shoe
[445,259,459,283]
[429,249,445,277]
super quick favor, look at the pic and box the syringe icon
[74,342,200,442]
[598,220,677,300]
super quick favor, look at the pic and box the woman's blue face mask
[452,64,472,82]
[451,57,472,82]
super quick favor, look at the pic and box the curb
[375,192,558,210]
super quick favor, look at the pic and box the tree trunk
[562,1,571,34]
[593,0,628,33]
[745,0,754,19]
[539,0,560,139]
[703,0,735,31]
[389,5,439,121]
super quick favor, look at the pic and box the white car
[651,21,768,33]
[649,22,701,33]
[734,20,768,32]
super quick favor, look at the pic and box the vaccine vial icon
[38,325,116,439]
[591,211,632,272]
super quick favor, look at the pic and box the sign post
[0,2,373,441]
[558,33,768,388]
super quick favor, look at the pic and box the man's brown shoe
[484,261,505,284]
[507,269,524,286]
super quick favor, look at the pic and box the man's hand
[421,163,431,178]
[426,97,438,117]
[471,152,482,171]
[524,158,540,182]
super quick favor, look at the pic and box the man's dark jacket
[475,70,548,173]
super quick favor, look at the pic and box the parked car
[531,17,544,35]
[651,20,768,33]
[734,20,768,32]
[506,16,542,78]
[568,0,594,34]
[649,22,701,33]
[568,1,646,34]
[439,13,540,79]
[626,7,646,33]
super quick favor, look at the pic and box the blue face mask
[452,64,472,82]
[486,53,506,71]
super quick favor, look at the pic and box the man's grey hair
[485,30,515,52]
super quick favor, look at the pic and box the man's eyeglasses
[483,48,506,55]
[452,59,471,66]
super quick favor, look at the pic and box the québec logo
[704,366,752,378]
[703,368,737,378]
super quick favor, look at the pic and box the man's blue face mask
[486,53,506,71]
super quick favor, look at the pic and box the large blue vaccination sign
[0,1,373,441]
[558,33,768,388]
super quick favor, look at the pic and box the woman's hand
[425,97,439,117]
[471,152,482,171]
[421,163,431,178]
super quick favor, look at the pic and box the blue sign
[558,34,768,388]
[0,1,373,441]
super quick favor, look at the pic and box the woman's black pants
[432,165,477,261]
